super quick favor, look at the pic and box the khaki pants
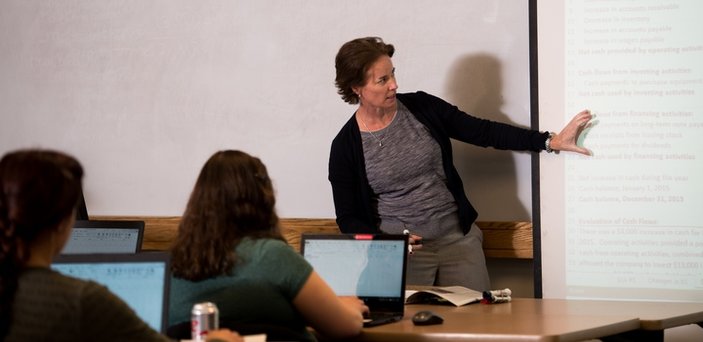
[405,223,491,291]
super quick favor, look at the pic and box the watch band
[545,132,555,153]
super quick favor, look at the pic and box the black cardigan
[328,91,548,235]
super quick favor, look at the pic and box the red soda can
[191,302,219,340]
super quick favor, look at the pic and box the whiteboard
[0,0,530,218]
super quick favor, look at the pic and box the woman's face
[355,55,398,111]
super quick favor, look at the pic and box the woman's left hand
[549,109,593,155]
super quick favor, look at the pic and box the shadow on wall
[443,53,530,220]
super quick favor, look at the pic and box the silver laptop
[60,220,144,254]
[300,233,408,327]
[51,252,171,333]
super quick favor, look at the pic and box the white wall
[0,0,531,219]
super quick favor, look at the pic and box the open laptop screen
[51,252,170,333]
[300,234,408,302]
[60,220,144,254]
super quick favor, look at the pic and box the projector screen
[537,0,703,301]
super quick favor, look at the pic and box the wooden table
[530,298,703,341]
[339,299,640,342]
[531,299,703,330]
[322,298,703,342]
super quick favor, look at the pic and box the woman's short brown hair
[335,37,395,104]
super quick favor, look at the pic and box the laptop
[76,189,89,220]
[51,252,171,333]
[60,220,144,254]
[300,233,408,327]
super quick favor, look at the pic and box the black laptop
[300,233,408,327]
[60,220,144,254]
[51,252,171,333]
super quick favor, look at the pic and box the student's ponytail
[0,149,83,339]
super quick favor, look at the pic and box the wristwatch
[544,132,555,153]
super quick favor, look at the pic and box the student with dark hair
[0,149,241,342]
[169,150,368,342]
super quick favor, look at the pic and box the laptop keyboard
[363,312,403,327]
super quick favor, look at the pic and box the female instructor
[328,37,592,290]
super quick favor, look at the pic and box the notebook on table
[60,220,144,254]
[300,233,408,327]
[51,252,171,333]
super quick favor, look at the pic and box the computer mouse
[411,310,444,326]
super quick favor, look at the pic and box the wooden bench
[93,216,533,259]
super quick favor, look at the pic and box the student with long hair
[169,150,367,341]
[0,149,240,342]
